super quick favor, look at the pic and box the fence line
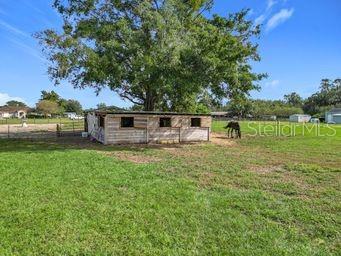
[213,117,290,122]
[0,119,84,139]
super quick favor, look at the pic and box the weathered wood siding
[201,116,212,128]
[87,113,105,143]
[147,116,158,129]
[105,115,147,144]
[134,116,148,128]
[171,116,182,128]
[107,129,147,144]
[148,128,180,143]
[96,113,212,145]
[180,128,209,142]
[176,116,211,142]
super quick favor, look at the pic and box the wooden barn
[86,111,212,145]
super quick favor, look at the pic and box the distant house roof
[290,114,311,117]
[211,112,228,116]
[0,106,29,113]
[90,110,211,116]
[327,108,341,114]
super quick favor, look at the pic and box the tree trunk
[144,90,156,111]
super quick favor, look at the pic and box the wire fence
[0,117,81,125]
[212,116,290,122]
[0,119,85,139]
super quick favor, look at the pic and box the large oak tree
[38,0,265,111]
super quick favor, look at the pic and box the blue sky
[0,0,340,108]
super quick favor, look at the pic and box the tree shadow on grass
[0,137,195,154]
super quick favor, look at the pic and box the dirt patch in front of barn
[210,133,237,146]
[99,151,162,164]
[95,133,238,163]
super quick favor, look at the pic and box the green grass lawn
[0,121,340,255]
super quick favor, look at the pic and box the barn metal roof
[290,114,311,117]
[211,112,229,116]
[328,108,341,113]
[90,111,211,117]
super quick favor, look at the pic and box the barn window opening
[191,118,201,127]
[160,117,171,127]
[99,115,105,128]
[121,117,134,127]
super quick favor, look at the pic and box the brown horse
[225,121,241,138]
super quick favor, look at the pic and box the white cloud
[265,80,280,88]
[0,93,26,106]
[266,8,294,32]
[9,39,45,61]
[247,9,255,16]
[255,14,266,25]
[0,19,29,38]
[21,0,54,27]
[254,0,278,25]
[23,0,45,15]
[267,0,277,10]
[255,1,292,28]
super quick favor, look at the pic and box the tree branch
[119,93,144,105]
[153,0,159,11]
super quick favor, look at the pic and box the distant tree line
[2,100,27,108]
[85,103,126,113]
[219,78,341,118]
[302,79,341,116]
[225,98,303,118]
[0,91,83,118]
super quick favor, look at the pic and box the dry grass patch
[210,133,237,147]
[198,172,217,188]
[99,151,161,164]
[162,145,203,158]
[249,165,284,174]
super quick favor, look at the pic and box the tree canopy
[284,92,303,107]
[64,99,83,114]
[38,90,83,114]
[36,100,61,117]
[41,90,61,102]
[303,78,341,116]
[5,100,27,108]
[37,0,265,112]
